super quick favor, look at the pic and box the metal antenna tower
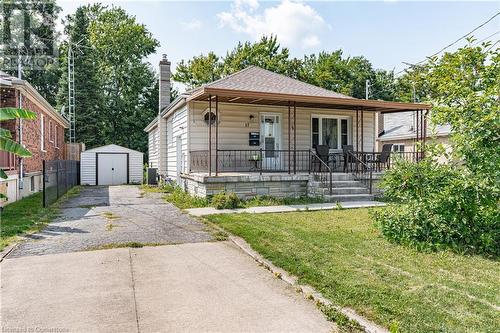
[67,44,76,160]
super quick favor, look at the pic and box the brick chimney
[159,54,171,112]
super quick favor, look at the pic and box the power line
[396,11,500,75]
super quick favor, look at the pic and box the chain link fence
[43,160,80,207]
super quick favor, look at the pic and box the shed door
[98,153,128,185]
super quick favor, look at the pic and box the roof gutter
[11,80,69,127]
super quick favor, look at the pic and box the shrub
[374,158,499,257]
[211,191,241,209]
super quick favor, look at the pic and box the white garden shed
[80,144,143,186]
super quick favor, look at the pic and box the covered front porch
[182,69,430,198]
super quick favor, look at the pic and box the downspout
[17,52,24,190]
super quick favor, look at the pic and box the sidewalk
[186,201,386,216]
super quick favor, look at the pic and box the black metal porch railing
[346,151,373,194]
[310,150,333,195]
[189,150,423,175]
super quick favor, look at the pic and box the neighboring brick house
[0,71,69,205]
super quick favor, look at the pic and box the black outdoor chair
[314,145,335,172]
[373,144,393,171]
[342,145,354,172]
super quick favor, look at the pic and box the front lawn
[206,209,500,332]
[0,192,58,251]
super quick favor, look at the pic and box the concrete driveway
[1,243,332,333]
[9,186,212,257]
[1,185,332,332]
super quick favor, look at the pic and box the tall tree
[57,5,104,148]
[88,6,159,153]
[222,35,296,77]
[173,36,298,89]
[0,0,61,105]
[173,52,222,89]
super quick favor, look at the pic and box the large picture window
[311,115,350,150]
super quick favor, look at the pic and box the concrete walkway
[187,200,386,216]
[1,242,333,333]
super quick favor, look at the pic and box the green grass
[0,193,56,251]
[206,209,500,333]
[0,187,81,251]
[140,184,325,209]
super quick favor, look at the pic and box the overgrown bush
[374,158,499,256]
[211,191,241,209]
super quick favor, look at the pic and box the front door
[260,114,282,170]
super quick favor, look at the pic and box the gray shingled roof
[380,111,451,139]
[195,66,353,99]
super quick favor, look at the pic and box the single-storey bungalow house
[145,56,430,201]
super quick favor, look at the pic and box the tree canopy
[56,5,159,152]
[172,35,400,100]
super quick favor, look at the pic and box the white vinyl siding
[166,106,188,180]
[148,126,159,168]
[188,102,375,153]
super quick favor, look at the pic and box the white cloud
[181,19,202,31]
[217,0,328,49]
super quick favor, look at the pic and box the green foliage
[211,191,241,210]
[375,41,500,257]
[173,52,222,89]
[0,108,36,191]
[173,36,399,100]
[318,304,364,333]
[375,158,499,256]
[0,107,37,121]
[0,192,59,250]
[57,5,159,152]
[1,0,62,105]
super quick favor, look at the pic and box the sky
[58,0,500,89]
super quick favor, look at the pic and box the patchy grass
[319,304,364,333]
[241,195,325,208]
[0,186,81,251]
[206,208,500,333]
[0,193,57,251]
[141,184,325,210]
[101,211,120,220]
[86,241,166,251]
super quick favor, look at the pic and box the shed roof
[83,144,143,154]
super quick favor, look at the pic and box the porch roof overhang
[187,87,431,113]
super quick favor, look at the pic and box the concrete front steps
[308,174,375,202]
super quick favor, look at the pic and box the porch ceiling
[188,87,431,113]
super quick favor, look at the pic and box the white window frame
[392,144,405,152]
[311,114,351,150]
[40,114,46,152]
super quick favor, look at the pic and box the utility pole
[365,79,370,100]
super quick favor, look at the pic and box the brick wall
[1,88,66,174]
